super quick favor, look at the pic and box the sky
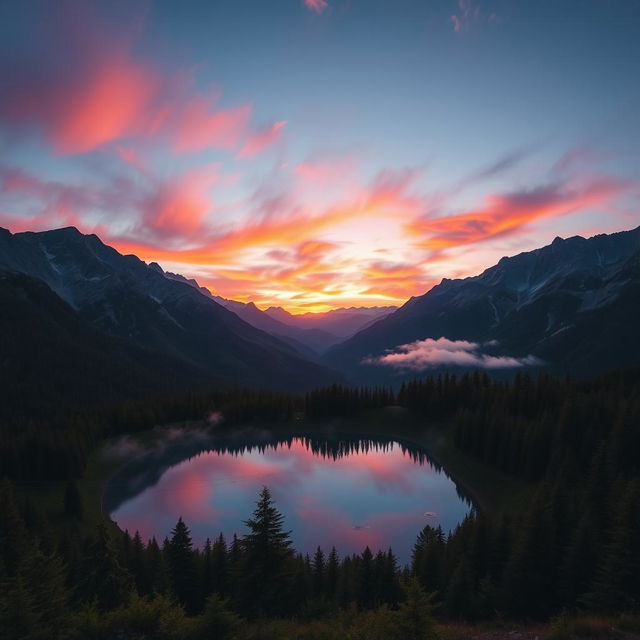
[0,0,639,313]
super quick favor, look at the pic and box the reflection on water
[107,431,472,564]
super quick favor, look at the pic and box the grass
[548,613,640,639]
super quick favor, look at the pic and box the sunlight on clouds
[0,1,636,313]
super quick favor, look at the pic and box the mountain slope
[212,298,339,355]
[324,227,640,382]
[264,305,397,338]
[0,269,220,419]
[149,266,335,357]
[0,227,341,391]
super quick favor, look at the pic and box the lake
[106,429,472,564]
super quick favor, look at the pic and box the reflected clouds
[109,435,471,563]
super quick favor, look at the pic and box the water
[106,430,472,564]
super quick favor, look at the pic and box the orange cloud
[410,179,628,251]
[1,146,633,314]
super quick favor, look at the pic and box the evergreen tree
[211,533,229,597]
[585,479,640,611]
[394,577,439,640]
[326,547,340,601]
[312,546,325,598]
[0,575,38,640]
[146,537,170,595]
[77,524,132,611]
[18,549,71,639]
[166,517,199,614]
[237,487,294,617]
[192,594,241,640]
[356,546,375,609]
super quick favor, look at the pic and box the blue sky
[0,0,638,310]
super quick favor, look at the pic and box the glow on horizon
[0,1,638,313]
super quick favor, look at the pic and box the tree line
[0,482,438,639]
[2,368,640,633]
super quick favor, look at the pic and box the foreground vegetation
[2,370,640,637]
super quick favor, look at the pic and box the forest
[1,369,640,638]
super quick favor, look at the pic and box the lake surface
[106,430,472,564]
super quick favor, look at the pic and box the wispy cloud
[450,0,499,34]
[0,2,276,157]
[364,338,542,371]
[0,3,634,313]
[408,178,629,251]
[304,0,329,15]
[238,121,286,159]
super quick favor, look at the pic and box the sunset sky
[1,0,639,312]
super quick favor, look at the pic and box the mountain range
[0,227,341,402]
[160,269,395,356]
[324,226,640,383]
[1,225,639,403]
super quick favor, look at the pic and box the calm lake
[106,429,472,564]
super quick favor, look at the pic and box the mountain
[0,269,221,420]
[157,269,341,355]
[0,227,341,392]
[264,306,397,339]
[210,298,339,356]
[324,226,640,383]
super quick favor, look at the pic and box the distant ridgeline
[2,369,640,630]
[324,225,640,384]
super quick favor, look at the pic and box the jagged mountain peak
[324,225,640,383]
[0,226,341,391]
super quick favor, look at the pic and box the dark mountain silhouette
[0,227,341,392]
[324,226,640,383]
[0,269,221,417]
[264,305,397,340]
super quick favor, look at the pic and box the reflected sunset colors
[108,436,471,564]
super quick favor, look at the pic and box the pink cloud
[304,0,329,14]
[364,337,542,370]
[450,0,498,34]
[0,3,255,155]
[136,163,223,241]
[172,99,252,153]
[238,121,286,159]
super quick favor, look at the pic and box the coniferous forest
[2,370,640,638]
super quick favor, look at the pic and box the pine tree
[312,546,325,598]
[211,533,229,597]
[18,549,71,639]
[146,537,169,595]
[129,531,147,595]
[356,546,375,609]
[192,594,241,640]
[585,479,640,611]
[0,575,38,640]
[237,487,294,617]
[326,547,340,601]
[166,517,199,614]
[394,577,439,640]
[78,524,132,611]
